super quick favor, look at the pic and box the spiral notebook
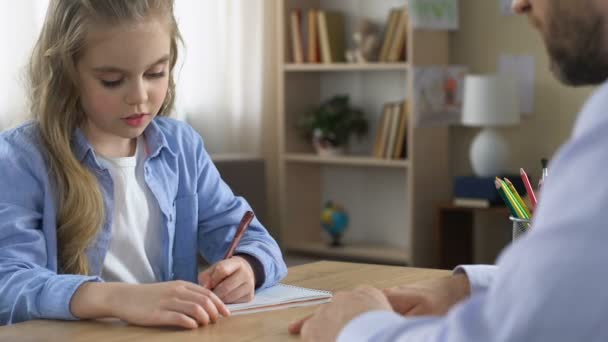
[226,283,332,316]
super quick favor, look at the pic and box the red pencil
[520,168,538,209]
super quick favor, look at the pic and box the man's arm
[454,265,498,294]
[328,93,608,341]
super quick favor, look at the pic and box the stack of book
[378,7,408,63]
[289,6,408,64]
[453,176,527,208]
[290,9,345,64]
[372,101,408,160]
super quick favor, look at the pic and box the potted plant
[297,95,368,157]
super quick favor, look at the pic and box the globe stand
[330,234,343,247]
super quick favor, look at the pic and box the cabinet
[277,0,451,267]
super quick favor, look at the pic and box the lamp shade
[462,75,520,127]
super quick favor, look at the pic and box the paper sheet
[226,283,332,316]
[499,54,535,115]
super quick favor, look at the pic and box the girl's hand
[71,281,230,329]
[198,256,255,304]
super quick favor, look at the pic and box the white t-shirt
[99,137,163,283]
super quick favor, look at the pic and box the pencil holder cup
[509,216,530,240]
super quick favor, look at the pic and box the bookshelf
[284,63,409,72]
[277,0,451,267]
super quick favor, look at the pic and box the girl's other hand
[71,281,230,329]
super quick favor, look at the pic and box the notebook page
[227,283,332,313]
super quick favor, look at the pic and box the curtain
[174,0,273,155]
[0,0,275,157]
[0,1,48,129]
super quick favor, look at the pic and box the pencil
[504,178,532,218]
[520,168,538,209]
[223,211,255,259]
[495,179,520,219]
[497,178,528,219]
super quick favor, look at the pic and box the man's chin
[549,59,606,87]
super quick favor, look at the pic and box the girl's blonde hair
[28,0,181,275]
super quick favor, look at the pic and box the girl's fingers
[183,283,231,317]
[181,289,221,323]
[213,272,244,300]
[168,299,210,326]
[158,310,199,329]
[222,282,252,304]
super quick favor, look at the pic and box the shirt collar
[71,118,177,167]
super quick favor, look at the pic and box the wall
[449,0,594,180]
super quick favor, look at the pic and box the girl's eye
[101,79,123,88]
[146,72,166,79]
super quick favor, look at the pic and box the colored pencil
[495,178,521,219]
[504,178,532,218]
[520,168,538,209]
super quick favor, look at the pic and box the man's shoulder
[573,82,608,137]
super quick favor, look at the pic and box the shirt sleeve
[193,133,287,290]
[0,137,101,324]
[453,265,497,295]
[337,90,608,341]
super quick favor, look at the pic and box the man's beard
[545,3,608,86]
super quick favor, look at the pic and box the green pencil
[495,178,521,218]
[499,179,529,219]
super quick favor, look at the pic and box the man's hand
[383,273,471,316]
[288,286,393,342]
[198,256,255,304]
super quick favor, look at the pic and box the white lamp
[462,75,520,177]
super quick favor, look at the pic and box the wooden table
[0,261,450,342]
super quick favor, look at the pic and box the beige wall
[449,0,594,179]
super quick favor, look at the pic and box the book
[393,101,408,159]
[387,7,408,62]
[226,283,332,316]
[379,9,400,62]
[385,103,402,159]
[453,198,491,208]
[307,9,320,63]
[453,175,527,205]
[290,9,304,63]
[317,10,345,63]
[372,106,388,158]
[374,104,392,158]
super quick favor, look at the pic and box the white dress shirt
[338,82,608,342]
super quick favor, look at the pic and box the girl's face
[77,16,171,153]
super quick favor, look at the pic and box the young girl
[0,0,286,329]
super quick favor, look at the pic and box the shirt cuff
[235,253,265,289]
[41,274,102,320]
[338,310,404,342]
[234,245,287,290]
[453,265,497,295]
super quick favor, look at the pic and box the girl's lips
[123,114,148,127]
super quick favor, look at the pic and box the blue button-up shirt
[338,81,608,341]
[0,117,287,324]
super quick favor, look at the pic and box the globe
[320,202,349,247]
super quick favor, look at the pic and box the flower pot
[312,137,345,157]
[315,145,345,157]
